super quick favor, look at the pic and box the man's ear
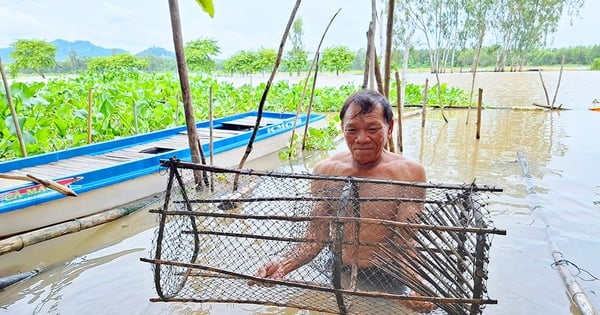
[387,120,394,136]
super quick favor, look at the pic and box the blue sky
[0,0,598,58]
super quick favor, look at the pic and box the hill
[0,39,174,63]
[135,46,175,59]
[51,39,127,61]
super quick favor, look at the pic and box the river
[1,70,599,314]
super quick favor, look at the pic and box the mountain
[0,39,175,63]
[135,46,175,59]
[51,39,127,61]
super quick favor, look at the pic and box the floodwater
[1,71,599,314]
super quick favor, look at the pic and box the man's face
[341,103,392,164]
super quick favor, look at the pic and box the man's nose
[355,130,371,143]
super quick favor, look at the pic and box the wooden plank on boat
[220,117,282,128]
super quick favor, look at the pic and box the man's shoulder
[313,152,351,175]
[383,153,426,182]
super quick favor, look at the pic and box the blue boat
[0,111,325,238]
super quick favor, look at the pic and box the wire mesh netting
[141,159,506,315]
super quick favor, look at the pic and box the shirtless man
[250,89,434,312]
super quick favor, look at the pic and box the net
[141,158,506,315]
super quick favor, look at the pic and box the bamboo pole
[551,55,565,109]
[421,79,428,128]
[236,0,301,172]
[362,23,373,90]
[87,88,93,144]
[168,0,204,186]
[476,88,483,140]
[395,71,404,153]
[537,69,551,106]
[382,0,395,98]
[286,8,340,154]
[301,53,320,151]
[0,173,77,196]
[0,57,27,157]
[517,151,598,315]
[0,201,150,256]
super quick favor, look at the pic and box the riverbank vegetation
[0,70,471,161]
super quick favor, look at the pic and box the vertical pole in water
[517,151,597,315]
[395,71,404,153]
[476,88,483,140]
[87,89,93,144]
[421,79,428,128]
[0,57,27,157]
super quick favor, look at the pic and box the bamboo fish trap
[141,158,506,314]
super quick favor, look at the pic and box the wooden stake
[87,88,93,144]
[383,0,395,98]
[476,88,483,140]
[395,71,404,153]
[168,0,204,186]
[0,57,27,157]
[551,55,565,109]
[421,79,428,128]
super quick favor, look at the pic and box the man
[250,89,434,312]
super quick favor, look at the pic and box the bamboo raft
[141,159,506,314]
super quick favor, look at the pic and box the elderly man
[251,89,434,312]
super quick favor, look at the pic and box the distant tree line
[6,38,600,79]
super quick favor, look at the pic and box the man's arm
[249,168,332,284]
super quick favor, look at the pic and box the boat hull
[0,111,325,238]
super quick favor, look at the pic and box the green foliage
[8,39,57,79]
[87,53,149,72]
[0,69,471,161]
[285,18,309,75]
[592,58,600,70]
[278,117,341,160]
[285,48,309,75]
[320,46,355,75]
[222,48,276,75]
[184,38,221,73]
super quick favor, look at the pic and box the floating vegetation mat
[141,159,506,315]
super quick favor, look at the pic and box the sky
[1,0,598,59]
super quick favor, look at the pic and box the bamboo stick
[395,71,404,153]
[476,88,482,140]
[0,204,145,256]
[0,57,27,157]
[537,69,551,106]
[87,88,93,144]
[383,0,394,98]
[142,257,497,305]
[421,79,428,128]
[168,0,204,188]
[0,173,77,196]
[153,209,506,236]
[551,55,565,109]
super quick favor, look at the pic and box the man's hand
[247,259,290,286]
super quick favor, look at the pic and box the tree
[284,18,309,75]
[87,53,149,72]
[592,58,600,71]
[320,45,355,75]
[184,38,221,73]
[223,50,257,75]
[255,48,277,74]
[9,39,57,78]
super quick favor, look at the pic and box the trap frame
[141,158,506,314]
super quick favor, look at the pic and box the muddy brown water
[1,71,599,314]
